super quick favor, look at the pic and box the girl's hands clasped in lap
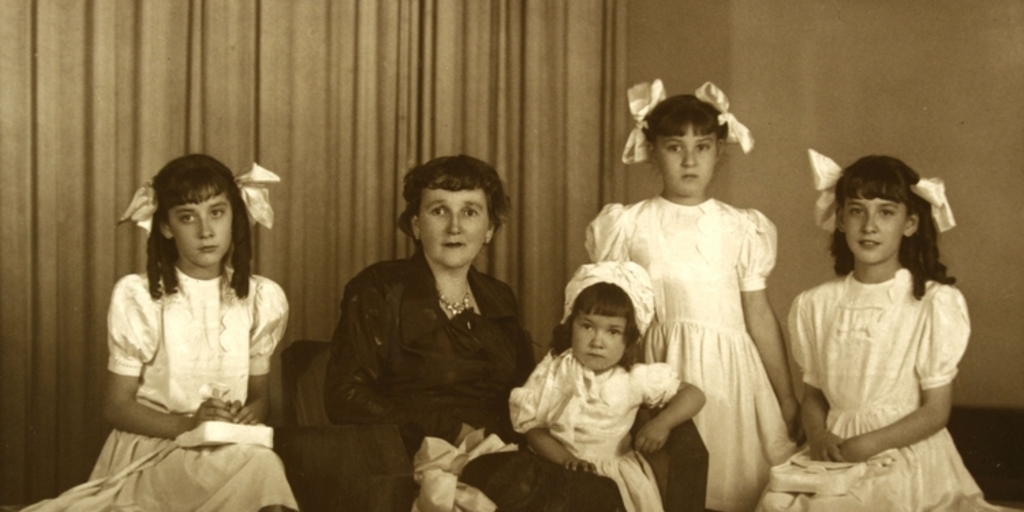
[192,398,260,429]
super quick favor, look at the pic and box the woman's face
[412,187,494,273]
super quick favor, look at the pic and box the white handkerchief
[175,422,273,449]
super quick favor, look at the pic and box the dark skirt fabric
[461,451,624,512]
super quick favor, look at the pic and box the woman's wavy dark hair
[830,155,954,299]
[397,155,510,244]
[550,282,643,369]
[146,154,252,299]
[643,94,728,143]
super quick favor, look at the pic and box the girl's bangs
[162,171,230,209]
[837,166,911,204]
[650,114,720,139]
[572,283,633,322]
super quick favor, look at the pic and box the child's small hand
[634,420,671,453]
[808,430,846,462]
[563,457,596,473]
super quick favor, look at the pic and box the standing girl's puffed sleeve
[736,209,778,292]
[585,203,632,262]
[249,276,289,376]
[107,275,161,376]
[915,286,971,390]
[630,362,682,408]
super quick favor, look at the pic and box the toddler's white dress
[758,269,1008,511]
[510,351,681,512]
[587,197,797,511]
[23,270,297,512]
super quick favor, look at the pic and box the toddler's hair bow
[621,79,666,164]
[118,162,281,232]
[562,261,656,338]
[694,82,754,154]
[808,149,956,232]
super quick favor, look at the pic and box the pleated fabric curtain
[0,0,626,503]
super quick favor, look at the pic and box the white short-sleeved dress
[23,270,298,512]
[757,270,1009,511]
[510,351,681,512]
[587,197,797,511]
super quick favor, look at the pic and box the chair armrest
[633,409,709,512]
[661,420,709,512]
[274,425,415,512]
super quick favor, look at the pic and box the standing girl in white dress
[508,261,706,512]
[587,80,799,511]
[23,154,297,512]
[757,150,1010,511]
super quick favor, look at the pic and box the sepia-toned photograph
[1,1,1021,511]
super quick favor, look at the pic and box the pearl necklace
[438,291,471,316]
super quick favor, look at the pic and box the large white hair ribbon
[118,182,158,232]
[118,162,281,232]
[808,149,956,232]
[694,82,754,154]
[621,79,666,164]
[562,261,656,338]
[809,149,844,232]
[909,177,956,232]
[235,163,281,229]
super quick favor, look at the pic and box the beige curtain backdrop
[0,0,628,503]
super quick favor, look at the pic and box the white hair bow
[694,82,754,154]
[621,80,754,164]
[621,79,666,164]
[118,162,281,232]
[562,261,656,338]
[808,149,956,232]
[235,163,280,229]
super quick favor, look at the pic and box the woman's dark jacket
[322,251,536,450]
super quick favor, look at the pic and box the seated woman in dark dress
[322,154,534,450]
[323,155,625,511]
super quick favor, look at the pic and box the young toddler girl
[588,79,799,511]
[23,154,296,511]
[757,150,1009,511]
[503,261,705,512]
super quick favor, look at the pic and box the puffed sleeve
[630,362,681,408]
[106,274,161,376]
[509,352,559,433]
[249,276,289,376]
[736,209,778,292]
[585,203,632,262]
[788,292,821,389]
[915,286,970,390]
